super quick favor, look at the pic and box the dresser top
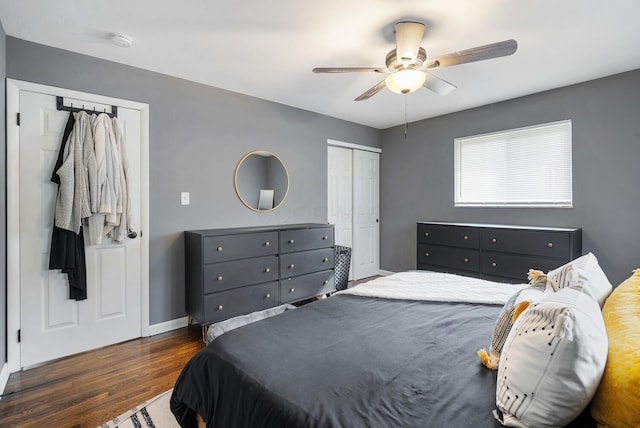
[418,221,580,232]
[186,223,332,236]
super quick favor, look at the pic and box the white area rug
[99,389,179,428]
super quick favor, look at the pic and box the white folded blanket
[206,303,296,345]
[337,271,526,305]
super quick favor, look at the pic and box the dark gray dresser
[185,223,335,325]
[417,222,582,283]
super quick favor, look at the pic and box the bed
[170,271,598,428]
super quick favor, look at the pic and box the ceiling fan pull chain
[404,94,409,139]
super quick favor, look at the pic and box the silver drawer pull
[265,267,271,273]
[289,288,295,293]
[217,276,223,281]
[289,264,295,269]
[463,258,469,263]
[491,238,497,243]
[288,239,294,244]
[424,232,429,237]
[322,258,328,262]
[322,236,328,240]
[491,262,497,267]
[547,242,554,248]
[217,305,224,310]
[217,246,223,252]
[323,280,329,285]
[265,293,271,299]
[265,241,270,247]
[463,235,469,240]
[425,252,429,257]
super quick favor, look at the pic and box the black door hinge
[18,329,21,343]
[16,113,20,126]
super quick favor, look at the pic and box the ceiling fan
[313,21,518,101]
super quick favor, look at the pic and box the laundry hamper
[334,245,352,291]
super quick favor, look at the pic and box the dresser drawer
[280,247,335,278]
[203,255,279,294]
[417,223,479,248]
[203,231,278,263]
[418,244,479,272]
[280,226,334,253]
[204,281,279,324]
[280,270,335,304]
[480,252,569,282]
[481,228,570,258]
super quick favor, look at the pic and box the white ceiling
[1,0,639,129]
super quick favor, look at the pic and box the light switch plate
[181,192,190,205]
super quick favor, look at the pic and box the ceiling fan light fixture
[385,69,426,94]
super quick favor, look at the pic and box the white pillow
[495,287,608,428]
[547,252,613,307]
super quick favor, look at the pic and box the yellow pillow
[591,269,640,427]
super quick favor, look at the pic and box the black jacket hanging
[49,112,87,301]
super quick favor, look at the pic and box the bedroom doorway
[6,80,150,370]
[327,140,380,280]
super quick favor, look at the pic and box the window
[454,120,572,208]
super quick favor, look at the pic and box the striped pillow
[478,272,546,370]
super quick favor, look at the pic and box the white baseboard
[146,316,189,337]
[378,269,395,276]
[0,362,10,400]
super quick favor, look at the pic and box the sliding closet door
[353,150,380,280]
[328,146,353,279]
[18,91,142,368]
[328,143,380,282]
[328,146,353,248]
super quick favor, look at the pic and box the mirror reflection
[234,150,289,212]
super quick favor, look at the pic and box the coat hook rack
[56,96,118,118]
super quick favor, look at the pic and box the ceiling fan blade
[395,21,425,64]
[423,73,457,95]
[426,39,518,69]
[312,67,387,73]
[355,80,387,101]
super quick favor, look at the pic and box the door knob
[127,229,138,239]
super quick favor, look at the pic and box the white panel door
[353,150,380,280]
[327,146,353,280]
[19,91,142,368]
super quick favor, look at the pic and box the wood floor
[0,325,204,428]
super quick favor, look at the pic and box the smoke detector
[110,33,133,48]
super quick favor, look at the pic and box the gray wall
[1,20,6,365]
[6,37,381,325]
[380,69,640,286]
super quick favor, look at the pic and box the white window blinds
[454,120,572,207]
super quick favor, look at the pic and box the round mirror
[234,150,289,212]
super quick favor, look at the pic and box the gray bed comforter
[170,294,595,428]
